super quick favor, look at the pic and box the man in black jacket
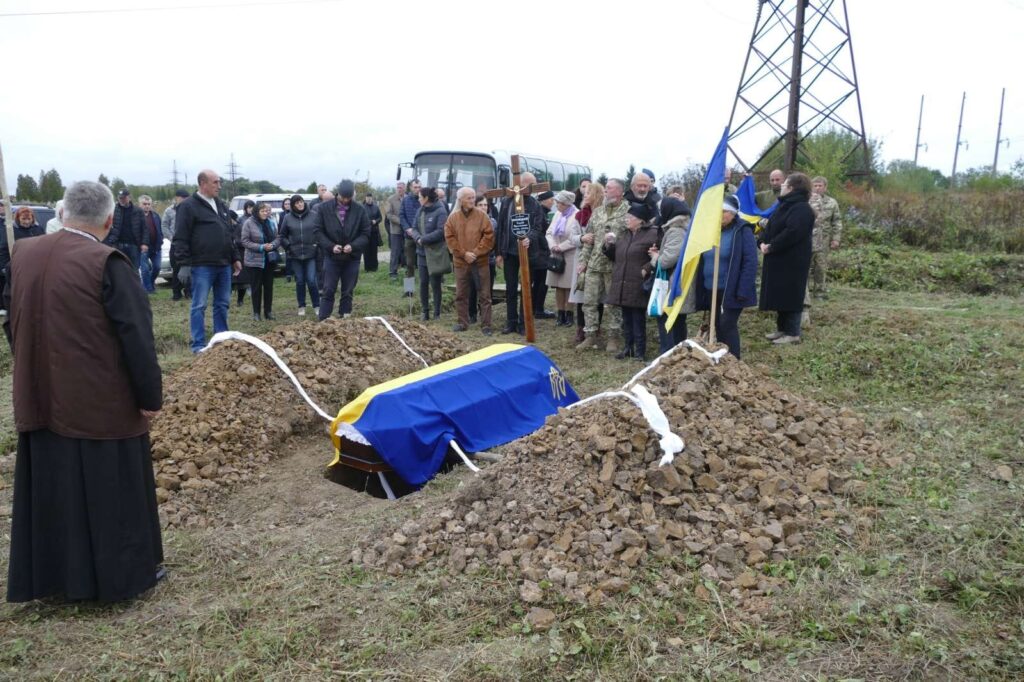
[494,172,550,334]
[312,179,371,320]
[171,169,242,353]
[105,189,147,270]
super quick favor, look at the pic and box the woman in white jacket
[545,190,581,326]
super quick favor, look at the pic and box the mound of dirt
[351,345,883,604]
[149,318,471,528]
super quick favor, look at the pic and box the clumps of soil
[149,318,471,528]
[351,346,883,604]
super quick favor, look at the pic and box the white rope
[363,316,430,368]
[203,331,333,421]
[449,440,481,473]
[566,387,684,467]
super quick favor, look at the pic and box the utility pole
[782,0,807,171]
[993,87,1008,174]
[728,1,871,176]
[171,160,182,189]
[952,91,967,186]
[914,95,926,165]
[225,153,241,198]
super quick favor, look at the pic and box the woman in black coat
[758,172,815,344]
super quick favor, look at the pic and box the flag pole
[708,243,721,345]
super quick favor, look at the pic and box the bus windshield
[413,153,497,199]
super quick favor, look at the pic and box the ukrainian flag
[329,344,578,486]
[665,128,729,331]
[736,174,777,225]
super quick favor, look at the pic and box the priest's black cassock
[6,228,164,602]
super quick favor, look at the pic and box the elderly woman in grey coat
[240,202,282,321]
[647,196,695,353]
[545,190,581,326]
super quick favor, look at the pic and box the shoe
[155,566,167,583]
[575,333,598,350]
[264,313,275,321]
[469,316,477,324]
[536,310,556,320]
[605,337,621,355]
[422,313,430,321]
[451,324,467,332]
[765,331,785,341]
[298,307,306,317]
[801,311,811,328]
[574,327,585,344]
[252,313,261,321]
[772,335,802,345]
[171,295,183,302]
[501,324,517,334]
[390,273,398,281]
[615,348,634,360]
[482,327,493,336]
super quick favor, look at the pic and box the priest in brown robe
[6,180,164,602]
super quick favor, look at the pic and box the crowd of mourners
[1,164,843,361]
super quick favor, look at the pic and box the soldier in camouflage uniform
[807,176,843,299]
[576,178,629,353]
[756,168,785,210]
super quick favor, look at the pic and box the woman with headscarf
[545,190,580,327]
[569,181,604,343]
[409,187,449,321]
[647,195,695,353]
[240,202,281,321]
[279,194,320,316]
[758,172,815,345]
[602,202,661,360]
[694,194,758,359]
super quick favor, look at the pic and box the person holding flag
[758,172,816,344]
[693,194,758,359]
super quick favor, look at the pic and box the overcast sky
[1,0,1022,193]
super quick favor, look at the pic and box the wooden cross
[484,155,550,343]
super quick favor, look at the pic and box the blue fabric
[292,257,319,308]
[737,175,778,219]
[400,194,420,230]
[189,265,232,352]
[351,346,578,486]
[702,226,734,291]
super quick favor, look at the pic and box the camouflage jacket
[755,188,779,211]
[809,193,842,251]
[578,199,629,273]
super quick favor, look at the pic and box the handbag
[547,253,565,274]
[647,264,671,317]
[266,249,280,264]
[425,241,452,276]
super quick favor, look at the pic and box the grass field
[0,252,1022,679]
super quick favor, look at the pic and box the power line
[0,0,338,19]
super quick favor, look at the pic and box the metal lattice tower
[727,0,871,176]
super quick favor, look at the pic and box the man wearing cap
[172,170,242,353]
[312,180,371,319]
[445,187,494,334]
[576,178,629,353]
[163,189,189,300]
[105,189,147,271]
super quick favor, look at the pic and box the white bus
[397,150,591,208]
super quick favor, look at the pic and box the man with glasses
[172,170,242,353]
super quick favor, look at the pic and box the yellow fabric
[328,343,525,461]
[665,183,724,330]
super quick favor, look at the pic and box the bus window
[451,153,498,197]
[413,153,452,191]
[549,162,566,191]
[524,157,550,184]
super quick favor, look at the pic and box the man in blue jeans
[312,180,370,320]
[171,169,242,352]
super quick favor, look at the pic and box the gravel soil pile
[149,318,471,528]
[352,345,883,606]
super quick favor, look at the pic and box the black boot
[565,310,574,327]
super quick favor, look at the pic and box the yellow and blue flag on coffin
[736,174,778,225]
[329,344,579,486]
[665,127,729,331]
